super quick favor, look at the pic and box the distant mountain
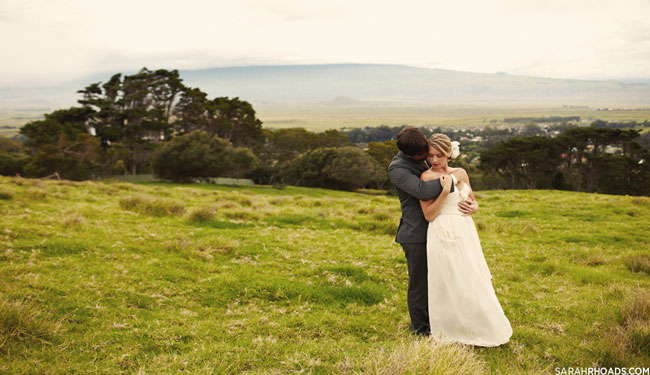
[1,64,649,123]
[179,64,650,106]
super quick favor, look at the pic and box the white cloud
[1,0,649,87]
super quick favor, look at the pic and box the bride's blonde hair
[428,133,453,160]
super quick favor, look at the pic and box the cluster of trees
[592,120,648,129]
[339,121,590,146]
[503,116,580,123]
[4,68,396,190]
[251,129,395,190]
[9,68,265,181]
[478,127,650,195]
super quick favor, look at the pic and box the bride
[419,134,512,347]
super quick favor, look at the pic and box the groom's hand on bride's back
[458,198,479,216]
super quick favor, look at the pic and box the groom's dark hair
[397,127,429,156]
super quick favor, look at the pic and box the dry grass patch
[187,206,217,222]
[357,336,487,375]
[215,201,238,209]
[0,300,64,353]
[29,180,47,189]
[573,252,607,267]
[624,255,650,275]
[63,211,86,228]
[0,188,15,200]
[620,290,650,327]
[371,211,392,222]
[166,236,239,260]
[119,194,186,217]
[599,290,650,366]
[7,177,26,186]
[268,197,293,206]
[224,209,259,222]
[23,187,47,201]
[114,183,144,191]
[230,194,253,207]
[631,197,650,208]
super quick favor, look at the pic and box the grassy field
[256,105,650,131]
[2,105,650,136]
[0,176,649,374]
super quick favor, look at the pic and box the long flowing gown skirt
[426,178,512,347]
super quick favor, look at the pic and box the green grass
[0,176,649,374]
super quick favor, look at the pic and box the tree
[319,129,352,148]
[77,74,124,147]
[0,136,29,176]
[556,127,641,192]
[19,107,93,149]
[23,133,104,180]
[151,130,258,182]
[173,87,210,135]
[340,125,403,143]
[77,68,186,174]
[210,97,264,148]
[323,147,382,190]
[260,128,321,163]
[366,140,397,169]
[283,147,379,191]
[365,140,398,189]
[480,136,563,189]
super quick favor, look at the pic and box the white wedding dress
[426,174,512,346]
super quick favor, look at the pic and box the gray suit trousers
[401,242,430,335]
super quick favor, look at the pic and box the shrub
[23,134,103,181]
[152,130,258,182]
[283,147,382,191]
[0,152,29,176]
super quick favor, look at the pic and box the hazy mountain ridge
[179,64,650,105]
[1,64,649,125]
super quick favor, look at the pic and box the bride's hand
[440,175,452,192]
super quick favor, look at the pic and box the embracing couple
[388,127,512,347]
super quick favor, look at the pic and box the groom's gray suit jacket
[388,151,452,244]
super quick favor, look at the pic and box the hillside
[0,176,649,373]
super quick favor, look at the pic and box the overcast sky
[2,0,650,87]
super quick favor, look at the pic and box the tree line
[477,127,650,196]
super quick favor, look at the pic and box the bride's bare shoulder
[449,167,467,178]
[420,169,441,181]
[449,168,471,187]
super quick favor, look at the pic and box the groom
[388,127,478,336]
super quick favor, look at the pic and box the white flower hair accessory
[450,141,460,160]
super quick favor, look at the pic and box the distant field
[256,105,650,130]
[2,105,650,137]
[0,176,649,374]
